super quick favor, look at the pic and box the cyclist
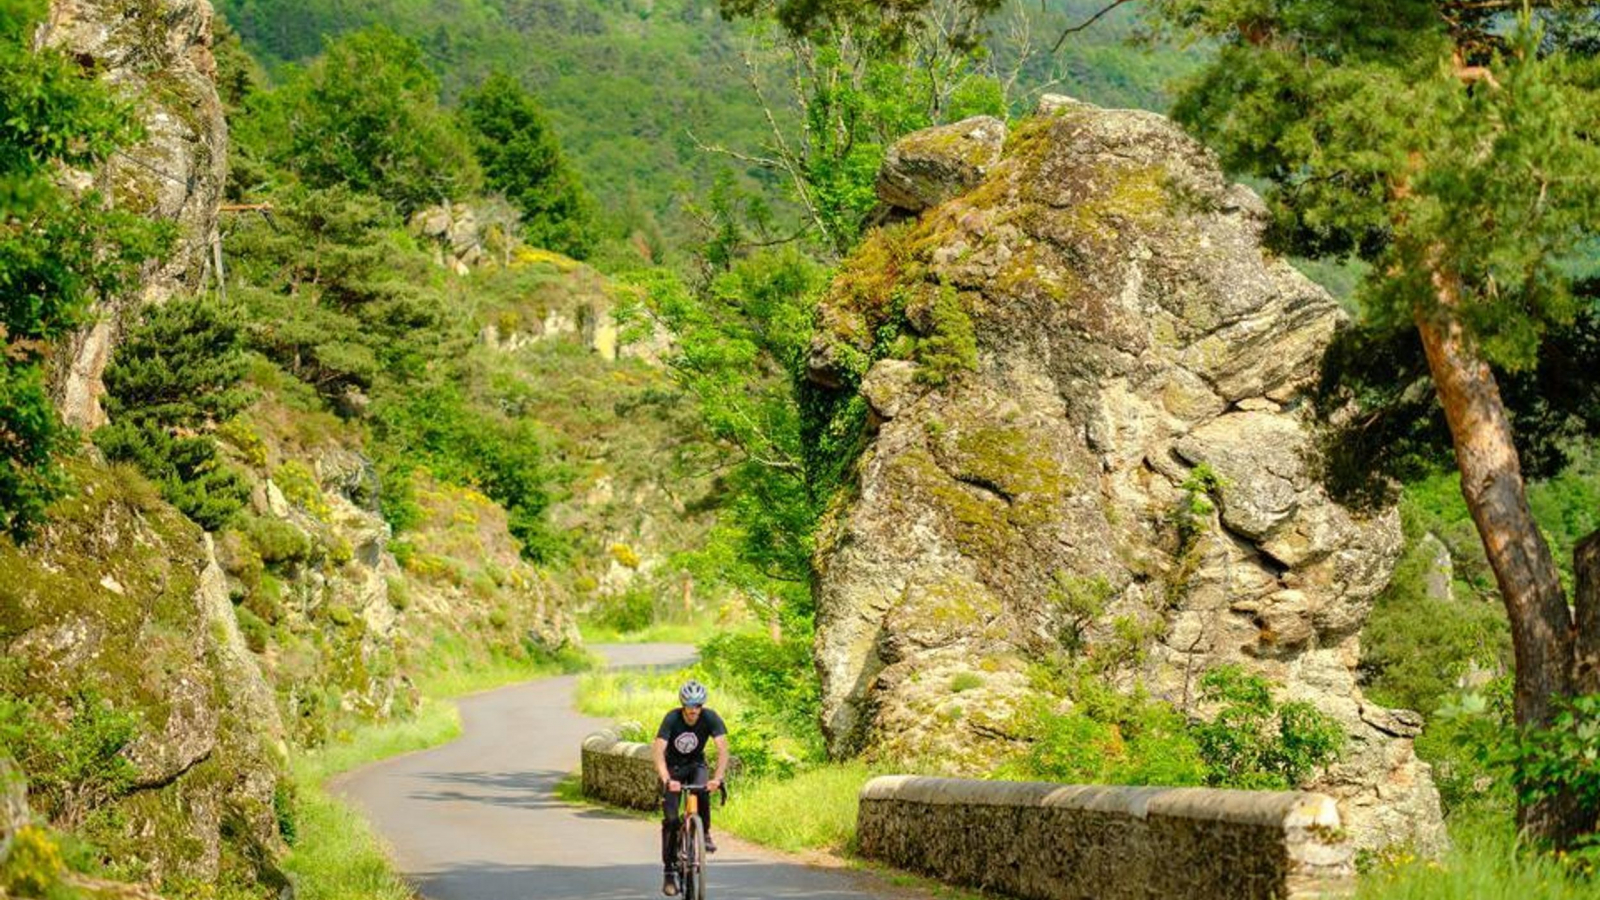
[653,679,728,896]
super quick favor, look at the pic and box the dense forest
[4,1,1600,899]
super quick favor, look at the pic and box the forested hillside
[215,0,1198,248]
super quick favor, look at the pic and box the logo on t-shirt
[674,732,700,755]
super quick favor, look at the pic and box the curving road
[335,644,920,900]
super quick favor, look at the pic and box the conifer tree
[459,72,597,260]
[1140,0,1600,846]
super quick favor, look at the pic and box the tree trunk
[1413,271,1582,846]
[1576,530,1600,696]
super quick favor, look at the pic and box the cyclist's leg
[692,764,713,847]
[661,779,683,871]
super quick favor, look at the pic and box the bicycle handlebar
[673,781,729,806]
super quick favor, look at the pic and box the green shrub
[1010,679,1206,787]
[0,689,141,827]
[242,516,314,566]
[1191,664,1344,789]
[236,606,270,654]
[698,632,822,752]
[588,587,654,634]
[95,294,253,531]
[1048,572,1114,653]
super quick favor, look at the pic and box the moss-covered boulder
[0,461,286,889]
[809,96,1443,854]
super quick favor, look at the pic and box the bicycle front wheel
[686,815,706,900]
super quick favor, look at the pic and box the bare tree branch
[1053,0,1134,53]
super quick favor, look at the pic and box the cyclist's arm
[652,737,675,787]
[709,734,729,789]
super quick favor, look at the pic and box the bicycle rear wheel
[686,815,706,900]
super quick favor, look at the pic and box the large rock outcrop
[809,98,1445,853]
[39,0,228,429]
[0,462,288,888]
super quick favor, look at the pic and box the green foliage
[459,71,597,259]
[588,587,656,634]
[0,689,141,829]
[371,380,565,562]
[1008,673,1206,786]
[1191,664,1344,790]
[249,27,482,213]
[631,251,828,624]
[911,285,978,386]
[698,631,821,755]
[217,0,1203,255]
[0,0,172,539]
[1170,462,1221,552]
[1360,487,1513,717]
[94,295,252,531]
[1501,694,1600,868]
[1047,571,1114,652]
[240,515,314,566]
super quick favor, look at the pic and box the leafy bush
[236,605,270,654]
[240,515,314,566]
[588,587,654,634]
[0,0,173,539]
[1010,674,1206,787]
[1191,664,1344,789]
[0,689,140,829]
[1496,695,1600,869]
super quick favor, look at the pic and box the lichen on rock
[810,96,1445,854]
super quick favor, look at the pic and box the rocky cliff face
[808,99,1445,853]
[0,462,288,889]
[213,390,580,745]
[39,0,228,430]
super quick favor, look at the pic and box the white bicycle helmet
[679,680,708,707]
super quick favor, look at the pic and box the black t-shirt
[656,707,727,771]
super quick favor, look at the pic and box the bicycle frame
[672,781,721,900]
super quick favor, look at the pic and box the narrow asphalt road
[335,644,917,900]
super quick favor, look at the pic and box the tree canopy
[1144,0,1600,847]
[460,72,597,259]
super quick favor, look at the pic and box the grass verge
[1357,833,1595,900]
[282,648,590,900]
[717,762,882,854]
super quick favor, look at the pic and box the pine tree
[1142,0,1600,847]
[458,71,597,260]
[95,296,251,531]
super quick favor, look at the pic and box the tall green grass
[716,763,882,853]
[1357,833,1595,900]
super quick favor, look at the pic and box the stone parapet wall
[857,776,1354,900]
[581,729,660,811]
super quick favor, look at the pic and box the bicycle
[669,777,726,900]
